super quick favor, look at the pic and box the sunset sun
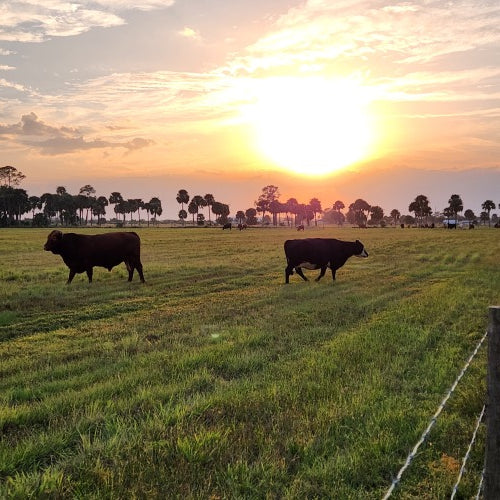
[245,77,375,176]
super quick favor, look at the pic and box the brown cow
[44,230,145,284]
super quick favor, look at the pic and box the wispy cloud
[0,1,175,42]
[0,112,154,155]
[179,27,202,41]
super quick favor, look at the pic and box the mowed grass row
[0,227,498,498]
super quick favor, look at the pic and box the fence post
[485,306,500,499]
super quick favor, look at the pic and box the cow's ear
[51,230,63,240]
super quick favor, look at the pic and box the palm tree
[481,200,495,227]
[370,206,384,225]
[28,196,42,223]
[188,200,198,225]
[349,199,371,228]
[236,210,246,224]
[109,192,123,221]
[178,209,187,225]
[176,189,189,226]
[245,207,257,225]
[204,194,215,224]
[79,184,96,225]
[390,209,401,226]
[286,198,299,226]
[464,209,476,226]
[448,194,464,224]
[409,195,432,227]
[148,197,162,226]
[93,196,108,226]
[309,198,322,226]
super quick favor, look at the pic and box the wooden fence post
[485,306,500,499]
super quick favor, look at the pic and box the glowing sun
[246,77,374,176]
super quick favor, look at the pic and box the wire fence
[383,328,489,499]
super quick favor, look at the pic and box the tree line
[1,166,498,227]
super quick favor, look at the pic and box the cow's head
[44,230,63,254]
[354,240,369,258]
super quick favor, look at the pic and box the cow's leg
[285,264,294,284]
[67,269,76,284]
[315,266,327,282]
[295,267,308,281]
[86,267,93,283]
[125,261,134,281]
[136,262,145,283]
[331,268,337,281]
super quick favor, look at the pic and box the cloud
[0,1,175,42]
[0,112,154,155]
[179,27,202,41]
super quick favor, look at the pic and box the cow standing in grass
[284,238,368,284]
[44,230,145,284]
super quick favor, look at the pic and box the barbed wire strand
[383,329,488,499]
[475,468,484,500]
[450,404,486,499]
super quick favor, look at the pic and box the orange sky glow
[1,1,499,217]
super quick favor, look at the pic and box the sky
[1,0,499,219]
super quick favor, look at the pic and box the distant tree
[0,166,25,187]
[79,184,96,224]
[0,186,29,225]
[109,192,123,220]
[178,209,187,225]
[349,199,371,227]
[148,197,162,226]
[286,198,299,226]
[409,195,432,226]
[212,201,230,225]
[28,195,42,223]
[245,207,258,226]
[204,193,215,224]
[92,196,108,225]
[309,198,322,226]
[480,211,489,225]
[482,200,496,227]
[464,209,476,224]
[333,200,345,212]
[236,210,246,224]
[188,199,198,225]
[41,193,56,225]
[256,185,280,225]
[447,194,463,222]
[269,199,282,226]
[176,189,189,226]
[369,206,384,225]
[402,215,415,226]
[197,213,205,226]
[390,209,401,226]
[127,199,140,225]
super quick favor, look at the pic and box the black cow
[284,238,368,284]
[238,223,247,230]
[222,223,232,230]
[296,224,305,231]
[44,230,145,284]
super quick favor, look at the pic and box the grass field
[1,226,499,499]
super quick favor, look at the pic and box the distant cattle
[44,230,145,284]
[284,238,368,284]
[447,223,457,229]
[237,223,247,230]
[400,224,405,229]
[296,224,305,231]
[222,223,232,230]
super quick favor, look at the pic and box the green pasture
[0,226,499,498]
